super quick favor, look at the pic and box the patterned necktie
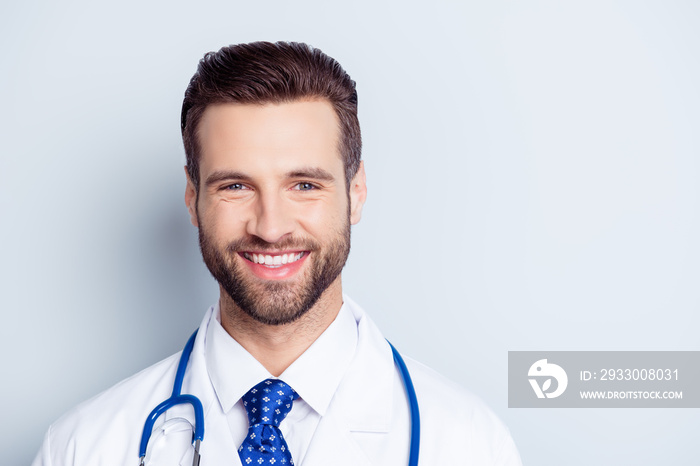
[238,379,298,466]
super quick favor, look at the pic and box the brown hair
[181,41,361,191]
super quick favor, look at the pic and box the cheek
[297,198,348,235]
[199,200,247,240]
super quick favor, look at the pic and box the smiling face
[185,100,366,326]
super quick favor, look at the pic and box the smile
[242,252,306,268]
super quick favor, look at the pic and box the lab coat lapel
[173,307,243,466]
[302,298,395,466]
[301,409,372,466]
[192,409,242,466]
[174,410,239,466]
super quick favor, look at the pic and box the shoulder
[402,357,522,465]
[35,353,180,466]
[55,352,180,428]
[404,357,504,428]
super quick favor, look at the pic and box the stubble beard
[198,220,351,326]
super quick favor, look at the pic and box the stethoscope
[139,330,420,466]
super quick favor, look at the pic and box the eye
[224,183,246,190]
[293,182,317,191]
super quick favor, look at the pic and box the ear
[184,167,199,228]
[349,161,367,225]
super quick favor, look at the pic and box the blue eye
[226,183,245,190]
[295,182,315,191]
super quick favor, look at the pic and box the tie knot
[241,378,298,427]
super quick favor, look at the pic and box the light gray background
[2,1,698,465]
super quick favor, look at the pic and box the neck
[219,279,343,377]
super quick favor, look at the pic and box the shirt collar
[206,300,358,417]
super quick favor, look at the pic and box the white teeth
[245,252,305,267]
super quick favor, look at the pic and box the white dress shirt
[206,301,358,465]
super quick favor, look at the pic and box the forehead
[197,99,342,175]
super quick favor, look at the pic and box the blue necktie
[238,379,298,465]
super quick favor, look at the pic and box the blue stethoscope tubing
[138,331,204,466]
[387,340,421,466]
[139,330,421,466]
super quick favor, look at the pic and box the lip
[243,249,306,257]
[237,251,310,280]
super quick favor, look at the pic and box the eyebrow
[205,170,252,187]
[286,167,336,182]
[204,167,336,187]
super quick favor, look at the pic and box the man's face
[186,100,366,325]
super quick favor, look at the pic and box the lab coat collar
[180,304,218,416]
[162,305,217,423]
[321,295,395,433]
[167,304,242,466]
[171,297,396,466]
[191,298,395,433]
[301,296,395,466]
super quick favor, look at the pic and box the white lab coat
[33,298,522,466]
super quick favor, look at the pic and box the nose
[245,191,295,244]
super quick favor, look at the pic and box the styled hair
[181,41,361,190]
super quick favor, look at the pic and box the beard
[198,220,351,326]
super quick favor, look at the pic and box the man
[33,41,521,465]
